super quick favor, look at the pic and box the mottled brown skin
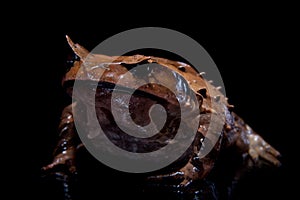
[43,36,281,198]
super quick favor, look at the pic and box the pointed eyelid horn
[66,35,90,61]
[66,35,128,64]
[66,35,154,66]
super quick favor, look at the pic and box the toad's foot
[247,132,281,167]
[42,146,77,175]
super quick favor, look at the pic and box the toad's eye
[65,54,80,71]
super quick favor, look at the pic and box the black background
[10,6,296,200]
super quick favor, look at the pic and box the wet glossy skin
[43,36,281,199]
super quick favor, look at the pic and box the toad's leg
[232,112,281,167]
[42,102,82,175]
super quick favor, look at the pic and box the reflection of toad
[42,36,281,199]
